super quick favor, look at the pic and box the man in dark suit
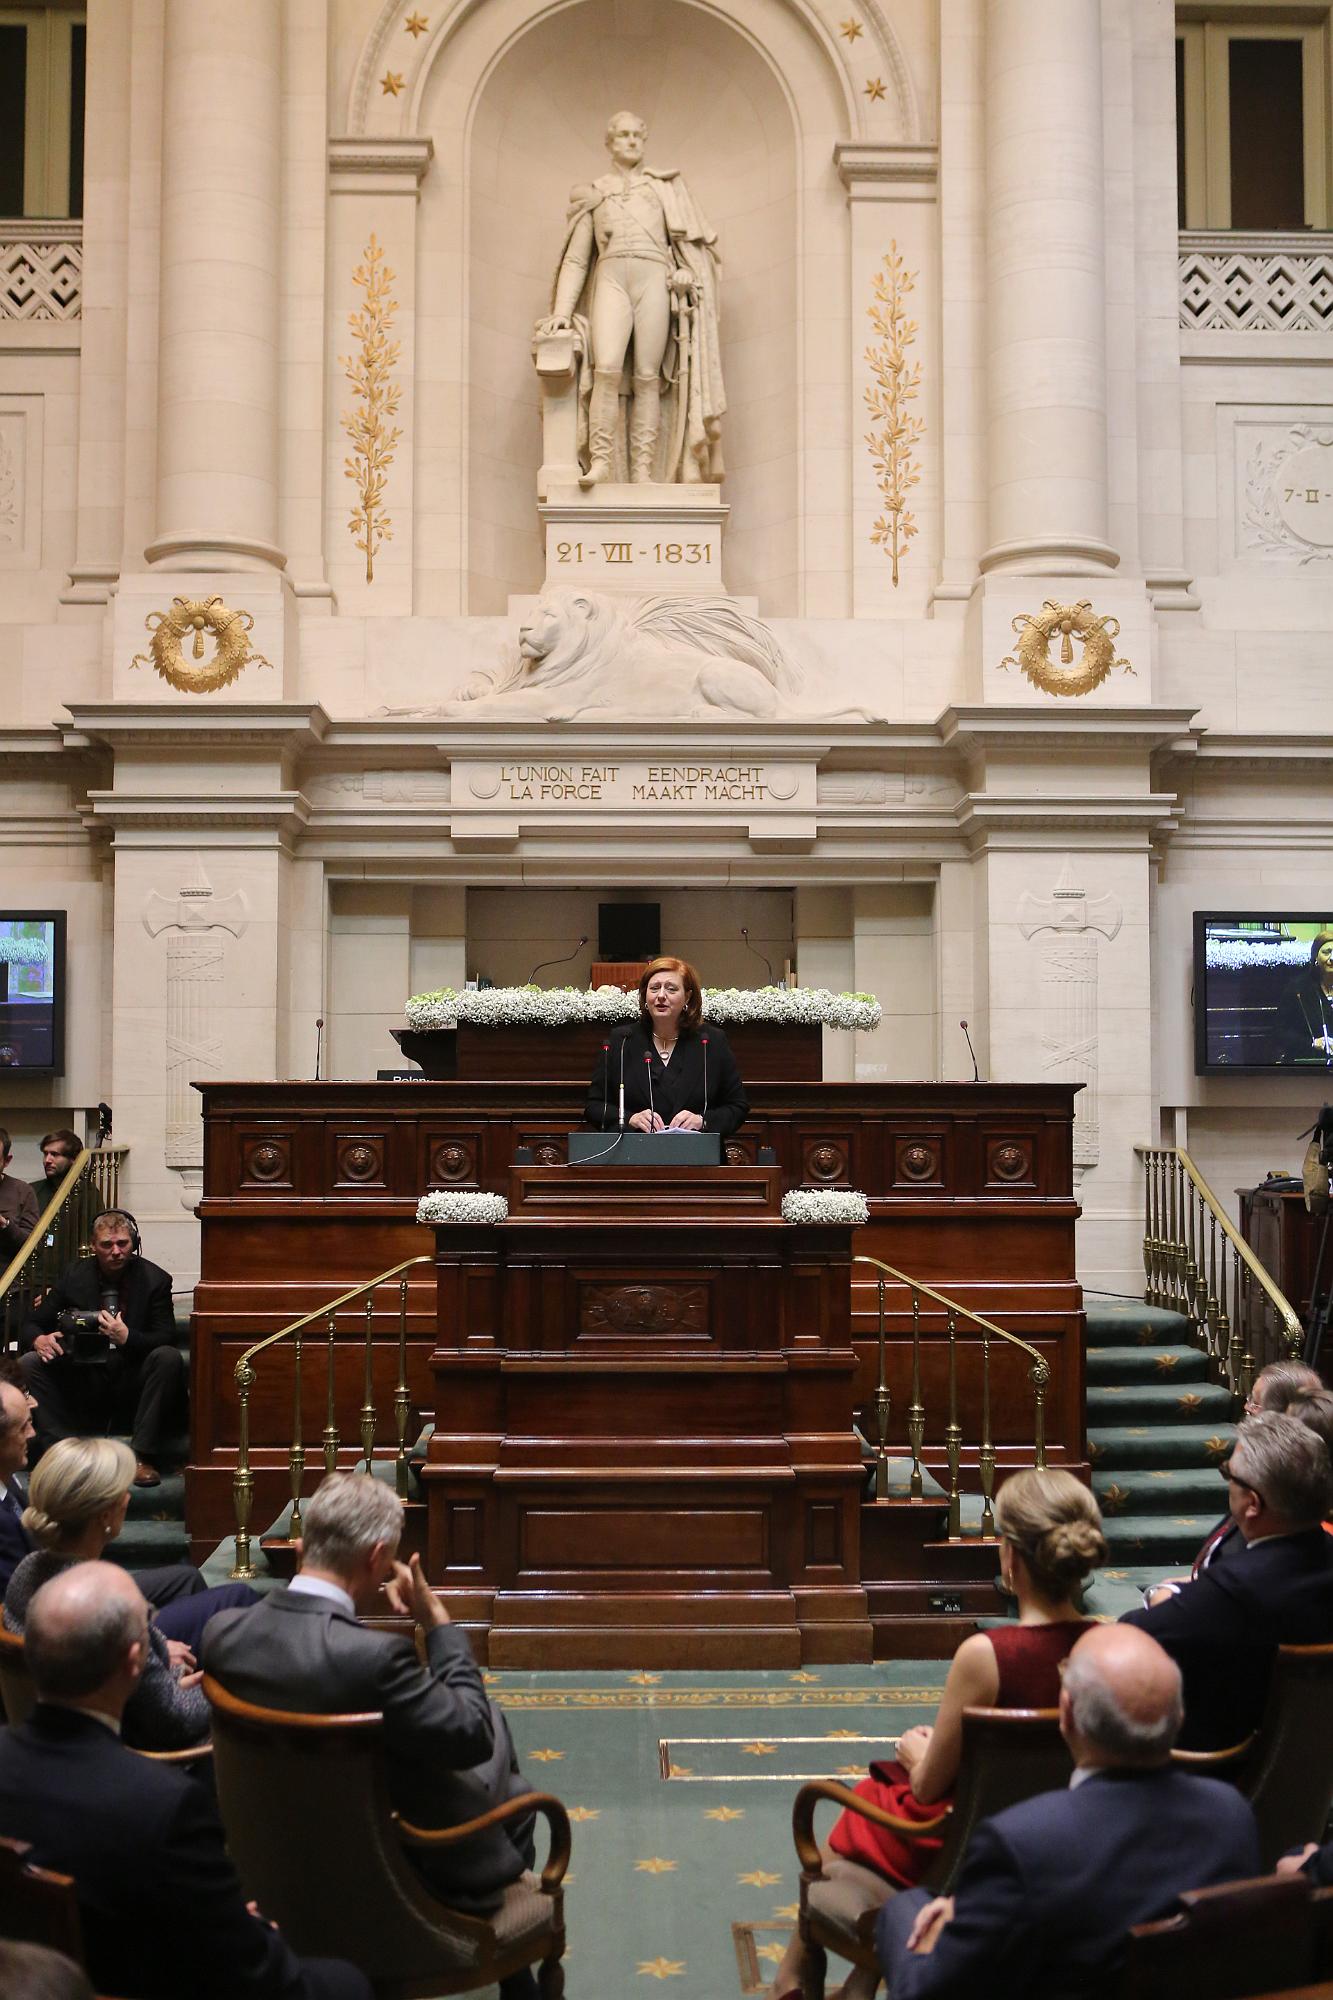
[0,1369,35,1592]
[876,1624,1260,2000]
[29,1127,82,1217]
[18,1209,185,1486]
[1122,1411,1333,1748]
[0,1561,369,2000]
[202,1474,536,1950]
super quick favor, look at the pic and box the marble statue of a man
[536,110,725,487]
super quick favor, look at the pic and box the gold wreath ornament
[130,596,275,694]
[998,599,1134,698]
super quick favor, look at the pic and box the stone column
[982,0,1117,575]
[146,0,284,571]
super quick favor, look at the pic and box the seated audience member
[0,1364,36,1593]
[29,1129,82,1217]
[19,1209,183,1486]
[0,1563,370,2000]
[5,1438,209,1751]
[0,1940,94,2000]
[202,1475,537,1936]
[876,1624,1260,2000]
[764,1468,1105,2000]
[0,1128,40,1258]
[1122,1411,1333,1748]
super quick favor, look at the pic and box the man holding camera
[18,1212,184,1488]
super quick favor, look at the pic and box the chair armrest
[1169,1733,1258,1771]
[791,1780,950,1874]
[133,1741,214,1768]
[396,1792,573,1894]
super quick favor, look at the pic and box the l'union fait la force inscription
[499,764,770,802]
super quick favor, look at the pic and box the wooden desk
[1238,1183,1325,1355]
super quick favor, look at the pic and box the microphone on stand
[701,1035,709,1126]
[960,1019,982,1084]
[95,1103,113,1147]
[740,927,775,985]
[600,1042,610,1130]
[618,1034,627,1129]
[314,1017,324,1081]
[526,935,589,985]
[644,1052,658,1132]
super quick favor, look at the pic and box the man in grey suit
[202,1475,535,1933]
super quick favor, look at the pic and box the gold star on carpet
[568,1806,601,1822]
[1087,1440,1103,1460]
[636,1857,678,1874]
[705,1805,745,1821]
[1100,1483,1129,1515]
[757,1943,788,1965]
[864,76,886,101]
[482,1670,502,1683]
[739,1869,782,1887]
[529,1748,565,1762]
[1126,1427,1149,1436]
[1154,1354,1179,1374]
[627,1671,661,1686]
[1101,1569,1129,1581]
[839,15,863,39]
[1178,1393,1203,1414]
[826,1729,861,1739]
[789,1670,820,1683]
[837,1764,865,1777]
[774,1901,800,1920]
[742,1741,776,1756]
[380,70,405,95]
[403,9,428,34]
[667,1764,693,1777]
[1150,1469,1174,1479]
[638,1960,686,1980]
[1204,1435,1231,1459]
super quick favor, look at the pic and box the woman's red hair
[637,956,703,1033]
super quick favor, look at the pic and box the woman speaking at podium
[584,957,749,1136]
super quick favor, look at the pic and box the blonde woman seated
[3,1437,209,1751]
[765,1468,1106,2000]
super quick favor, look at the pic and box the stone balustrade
[1179,230,1333,334]
[0,221,82,320]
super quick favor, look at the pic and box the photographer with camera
[18,1212,184,1489]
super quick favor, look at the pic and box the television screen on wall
[0,914,66,1074]
[1194,912,1333,1075]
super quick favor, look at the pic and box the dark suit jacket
[202,1587,533,1910]
[20,1253,176,1362]
[1122,1525,1333,1748]
[0,1477,32,1595]
[877,1766,1260,2000]
[584,1022,749,1135]
[0,1704,318,1999]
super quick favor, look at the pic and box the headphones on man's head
[91,1209,141,1256]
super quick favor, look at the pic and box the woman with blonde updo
[3,1437,209,1750]
[765,1468,1106,2000]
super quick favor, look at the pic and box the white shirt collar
[288,1572,356,1617]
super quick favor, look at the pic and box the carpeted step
[1085,1344,1209,1385]
[107,1517,192,1569]
[1101,1514,1216,1565]
[1088,1423,1237,1471]
[1086,1380,1233,1424]
[1094,1466,1229,1516]
[124,1471,185,1521]
[1083,1296,1193,1347]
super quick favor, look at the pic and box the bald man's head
[1061,1624,1184,1767]
[25,1562,148,1704]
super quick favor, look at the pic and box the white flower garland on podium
[404,984,882,1033]
[780,1188,870,1225]
[0,936,49,966]
[416,1191,509,1226]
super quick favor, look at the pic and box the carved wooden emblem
[999,600,1133,698]
[579,1283,708,1338]
[896,1140,939,1182]
[987,1139,1032,1183]
[336,1138,384,1184]
[804,1141,848,1183]
[430,1141,474,1183]
[242,1137,290,1185]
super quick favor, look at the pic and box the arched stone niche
[394,0,858,618]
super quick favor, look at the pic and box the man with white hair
[0,1563,369,2000]
[202,1473,535,1924]
[875,1624,1259,2000]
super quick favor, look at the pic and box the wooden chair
[203,1674,570,1999]
[790,1705,1070,2000]
[0,1834,86,1967]
[1171,1644,1333,1870]
[1118,1871,1320,2000]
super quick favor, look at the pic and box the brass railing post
[394,1273,412,1499]
[978,1328,995,1537]
[944,1309,962,1540]
[289,1330,305,1543]
[322,1309,340,1474]
[359,1292,378,1472]
[1032,1359,1049,1469]
[231,1359,257,1581]
[1142,1147,1154,1302]
[907,1288,924,1500]
[872,1274,891,1500]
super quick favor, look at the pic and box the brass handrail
[0,1147,130,1347]
[853,1254,1050,1539]
[1136,1145,1302,1400]
[231,1254,431,1581]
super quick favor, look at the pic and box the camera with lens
[55,1307,114,1365]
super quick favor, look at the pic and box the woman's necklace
[653,1031,676,1063]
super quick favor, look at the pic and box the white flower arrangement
[416,1191,509,1226]
[1206,937,1311,970]
[781,1188,871,1225]
[0,936,49,966]
[404,984,883,1033]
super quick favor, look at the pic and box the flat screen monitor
[0,913,66,1074]
[1194,912,1333,1075]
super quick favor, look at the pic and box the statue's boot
[629,372,660,484]
[580,369,621,488]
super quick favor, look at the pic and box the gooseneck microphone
[701,1035,709,1126]
[314,1016,324,1081]
[526,935,589,985]
[740,927,775,985]
[960,1018,982,1085]
[644,1052,658,1132]
[618,1034,627,1128]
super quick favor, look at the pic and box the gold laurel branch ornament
[129,596,275,694]
[998,600,1135,698]
[340,233,402,584]
[864,242,924,588]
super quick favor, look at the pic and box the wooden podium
[423,1161,871,1667]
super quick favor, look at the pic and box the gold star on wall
[380,71,405,95]
[739,1869,782,1887]
[635,1857,678,1874]
[840,15,863,39]
[705,1805,745,1821]
[864,76,886,102]
[638,1960,686,1980]
[403,9,429,34]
